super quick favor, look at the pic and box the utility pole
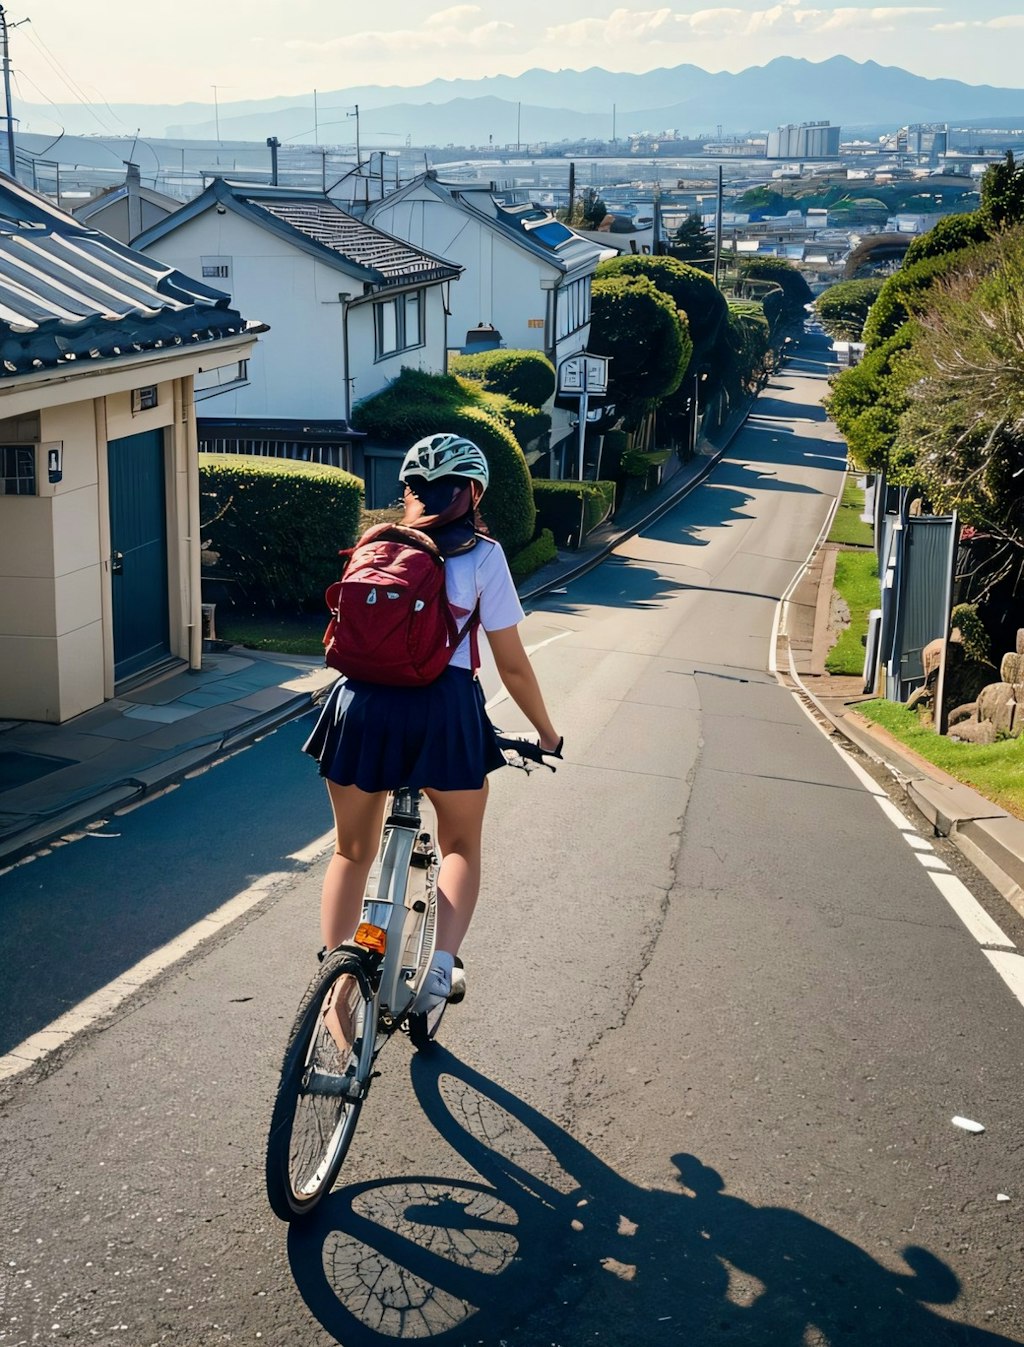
[713,162,724,288]
[348,104,360,165]
[211,85,221,143]
[0,4,26,179]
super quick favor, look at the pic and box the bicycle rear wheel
[265,949,374,1221]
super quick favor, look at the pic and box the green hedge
[532,479,616,549]
[199,454,363,611]
[353,367,536,553]
[509,528,558,582]
[449,348,556,406]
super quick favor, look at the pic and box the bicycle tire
[265,949,374,1221]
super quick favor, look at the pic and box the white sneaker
[410,955,452,1015]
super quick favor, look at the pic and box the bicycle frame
[353,787,438,1028]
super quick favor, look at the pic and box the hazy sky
[9,1,1023,113]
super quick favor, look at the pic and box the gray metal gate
[881,505,957,702]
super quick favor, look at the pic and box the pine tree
[670,213,714,262]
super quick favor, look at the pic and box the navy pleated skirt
[302,666,505,793]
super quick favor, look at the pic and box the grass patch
[856,699,1024,819]
[827,474,874,547]
[826,550,879,675]
[216,610,326,656]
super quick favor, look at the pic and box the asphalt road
[1,342,1022,1346]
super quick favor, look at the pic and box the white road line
[984,950,1024,1007]
[782,617,1024,1012]
[905,833,935,852]
[0,870,291,1083]
[929,871,1016,950]
[917,854,950,872]
[288,829,335,863]
[485,629,572,713]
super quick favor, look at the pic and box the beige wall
[2,375,204,721]
[0,337,256,724]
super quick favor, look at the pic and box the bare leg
[424,782,489,956]
[321,781,387,950]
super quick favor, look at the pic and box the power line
[20,25,119,135]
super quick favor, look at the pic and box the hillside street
[0,333,1022,1346]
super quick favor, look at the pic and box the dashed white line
[782,619,1024,1011]
[984,950,1024,1002]
[928,871,1016,950]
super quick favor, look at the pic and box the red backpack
[323,523,478,687]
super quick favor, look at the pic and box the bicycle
[265,731,560,1222]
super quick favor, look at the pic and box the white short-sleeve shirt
[444,537,525,669]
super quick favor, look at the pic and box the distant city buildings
[766,122,842,159]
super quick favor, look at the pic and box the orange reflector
[354,922,387,955]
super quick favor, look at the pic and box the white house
[134,179,461,496]
[364,171,607,471]
[0,175,264,724]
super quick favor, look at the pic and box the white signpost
[558,353,609,481]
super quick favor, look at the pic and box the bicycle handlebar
[493,732,563,773]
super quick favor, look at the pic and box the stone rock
[948,719,998,745]
[1000,652,1024,685]
[907,685,932,712]
[977,682,1015,719]
[947,702,979,727]
[1017,629,1024,656]
[922,638,944,678]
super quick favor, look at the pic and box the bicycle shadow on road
[286,1049,1019,1347]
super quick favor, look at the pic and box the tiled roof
[0,178,252,379]
[251,197,460,286]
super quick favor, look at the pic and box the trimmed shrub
[862,251,962,349]
[532,479,615,549]
[814,278,884,341]
[903,212,990,266]
[737,258,813,319]
[473,389,550,450]
[589,273,687,425]
[448,348,556,406]
[620,447,672,479]
[199,454,363,611]
[509,528,558,582]
[596,254,725,346]
[352,368,536,553]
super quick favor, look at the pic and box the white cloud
[933,13,1024,28]
[546,2,943,48]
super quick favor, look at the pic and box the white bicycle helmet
[399,432,489,489]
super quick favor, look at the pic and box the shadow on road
[286,1049,1017,1346]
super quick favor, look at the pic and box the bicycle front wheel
[265,949,374,1221]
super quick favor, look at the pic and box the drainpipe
[338,291,352,421]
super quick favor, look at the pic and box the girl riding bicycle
[304,432,562,1014]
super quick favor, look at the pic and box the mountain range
[16,57,1024,147]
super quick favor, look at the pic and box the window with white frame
[374,289,424,359]
[556,276,592,341]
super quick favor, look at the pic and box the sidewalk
[3,424,1023,922]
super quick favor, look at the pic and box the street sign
[558,352,611,481]
[558,353,609,396]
